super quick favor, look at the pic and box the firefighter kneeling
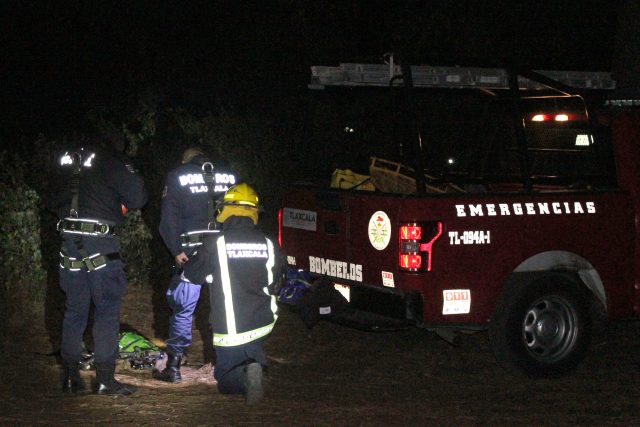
[182,183,281,405]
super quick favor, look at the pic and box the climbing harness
[57,149,121,271]
[178,161,222,248]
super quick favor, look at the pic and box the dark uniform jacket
[52,147,148,257]
[159,156,236,257]
[183,216,280,347]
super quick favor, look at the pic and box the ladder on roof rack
[309,62,616,91]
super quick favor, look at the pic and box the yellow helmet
[221,183,259,208]
[217,183,260,224]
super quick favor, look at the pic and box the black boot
[62,363,86,394]
[94,363,137,396]
[152,353,182,383]
[244,362,264,405]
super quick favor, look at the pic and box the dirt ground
[1,281,639,426]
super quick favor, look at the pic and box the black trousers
[59,260,127,366]
[214,338,267,394]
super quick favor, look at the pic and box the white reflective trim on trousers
[213,321,276,347]
[217,236,238,335]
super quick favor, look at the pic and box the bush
[119,209,153,285]
[0,151,48,304]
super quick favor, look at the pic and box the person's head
[216,183,260,225]
[181,147,205,164]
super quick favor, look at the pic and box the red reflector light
[554,114,569,122]
[400,225,422,240]
[399,254,422,269]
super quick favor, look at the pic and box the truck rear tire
[489,272,592,378]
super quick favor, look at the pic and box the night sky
[1,1,624,139]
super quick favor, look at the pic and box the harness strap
[57,218,117,236]
[179,229,220,247]
[201,162,217,229]
[59,252,121,271]
[69,152,82,217]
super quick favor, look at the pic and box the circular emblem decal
[368,211,391,250]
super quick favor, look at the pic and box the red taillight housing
[398,221,443,272]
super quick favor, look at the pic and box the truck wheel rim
[521,295,578,362]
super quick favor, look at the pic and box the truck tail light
[530,112,587,122]
[531,114,550,122]
[398,221,443,272]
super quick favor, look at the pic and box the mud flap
[296,278,410,331]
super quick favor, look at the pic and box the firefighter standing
[155,147,236,383]
[183,183,281,405]
[52,134,148,395]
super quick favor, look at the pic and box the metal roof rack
[310,62,616,91]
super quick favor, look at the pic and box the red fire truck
[279,60,640,378]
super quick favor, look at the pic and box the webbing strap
[201,162,217,229]
[57,218,116,236]
[59,252,121,271]
[179,229,220,247]
[69,153,82,217]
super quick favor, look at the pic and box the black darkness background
[1,1,625,141]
